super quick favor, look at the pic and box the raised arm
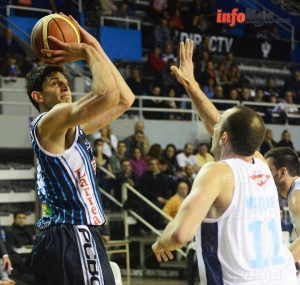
[171,40,220,137]
[39,38,120,134]
[67,14,135,134]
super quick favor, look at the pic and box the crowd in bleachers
[88,121,297,233]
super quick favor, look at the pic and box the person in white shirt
[176,143,200,173]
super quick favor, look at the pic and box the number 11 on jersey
[248,219,285,268]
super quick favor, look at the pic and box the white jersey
[195,158,297,285]
[288,177,300,230]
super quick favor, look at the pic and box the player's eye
[52,81,58,86]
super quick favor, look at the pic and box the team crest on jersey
[250,174,270,186]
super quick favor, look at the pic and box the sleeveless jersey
[195,158,297,285]
[30,113,106,229]
[287,177,300,230]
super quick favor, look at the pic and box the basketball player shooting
[25,13,134,285]
[152,40,298,284]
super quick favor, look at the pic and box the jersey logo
[250,174,270,186]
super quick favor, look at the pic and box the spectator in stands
[269,26,282,41]
[162,42,177,63]
[195,142,214,168]
[202,77,215,99]
[176,143,200,173]
[144,143,162,164]
[114,2,130,19]
[277,130,295,149]
[48,0,72,15]
[0,28,26,62]
[6,212,33,248]
[264,93,287,124]
[171,9,184,29]
[189,0,203,15]
[124,130,145,158]
[148,0,168,20]
[134,121,151,155]
[227,88,239,107]
[256,26,270,40]
[140,157,170,202]
[123,0,137,12]
[162,59,180,95]
[162,181,189,219]
[164,87,180,120]
[153,18,170,46]
[279,91,299,124]
[225,52,234,73]
[227,65,241,89]
[201,60,216,86]
[110,141,128,174]
[263,77,280,100]
[203,0,217,24]
[162,144,182,177]
[126,69,148,96]
[216,62,229,86]
[114,158,140,201]
[201,35,212,54]
[94,139,113,202]
[284,70,300,103]
[191,12,207,33]
[213,85,227,111]
[125,69,148,117]
[183,164,195,191]
[260,129,277,156]
[147,46,166,80]
[240,86,252,102]
[143,85,165,120]
[167,19,177,42]
[248,88,266,113]
[140,157,170,228]
[99,0,118,16]
[130,147,148,177]
[91,125,118,157]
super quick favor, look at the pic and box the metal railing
[98,165,187,258]
[1,90,300,124]
[100,16,141,30]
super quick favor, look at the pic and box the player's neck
[221,151,253,164]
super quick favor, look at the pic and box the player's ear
[280,167,288,178]
[220,132,228,144]
[31,91,43,104]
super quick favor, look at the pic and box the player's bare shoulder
[200,161,234,185]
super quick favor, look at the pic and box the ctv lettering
[75,169,102,225]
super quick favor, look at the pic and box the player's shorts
[31,224,116,285]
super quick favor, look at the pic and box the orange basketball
[31,14,81,60]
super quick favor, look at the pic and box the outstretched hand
[171,39,195,86]
[41,36,87,66]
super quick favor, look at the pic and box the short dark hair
[14,211,26,219]
[117,141,126,147]
[120,158,130,165]
[25,65,65,111]
[94,139,103,147]
[265,147,300,177]
[220,106,265,156]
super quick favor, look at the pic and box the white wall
[0,115,299,151]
